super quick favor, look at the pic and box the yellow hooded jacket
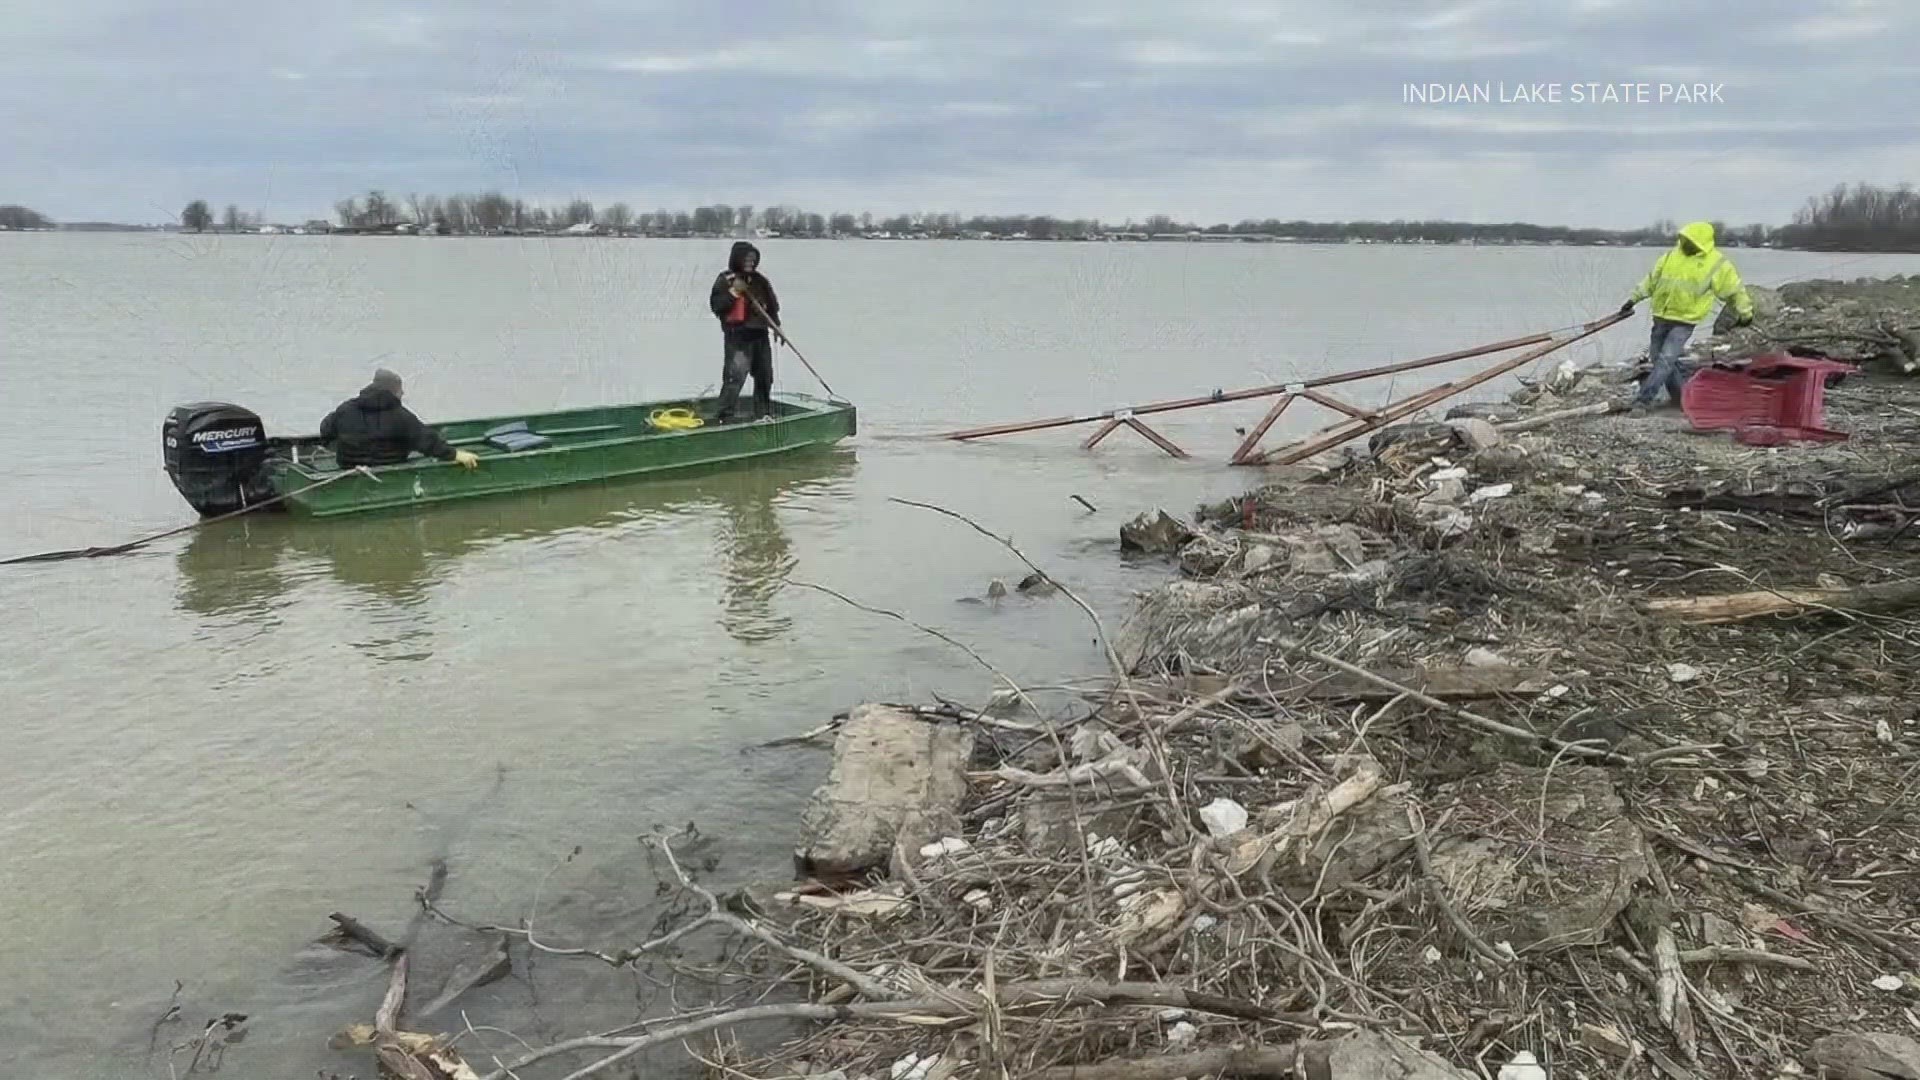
[1629,221,1754,325]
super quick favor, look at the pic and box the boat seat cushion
[483,421,551,452]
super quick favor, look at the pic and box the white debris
[1430,466,1469,482]
[1546,684,1571,699]
[1874,974,1907,992]
[777,887,911,921]
[1545,357,1582,393]
[1468,482,1514,505]
[918,837,971,860]
[1668,662,1702,684]
[1167,1021,1198,1048]
[890,1053,939,1080]
[962,888,993,912]
[1464,647,1510,668]
[1497,1050,1548,1080]
[1191,914,1219,933]
[1070,722,1125,761]
[1198,797,1249,839]
[1878,719,1897,744]
[1422,944,1444,964]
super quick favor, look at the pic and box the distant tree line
[0,204,54,230]
[1774,183,1920,251]
[178,199,266,233]
[72,183,1917,251]
[295,190,1798,246]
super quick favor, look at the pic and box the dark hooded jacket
[709,241,779,333]
[317,385,457,467]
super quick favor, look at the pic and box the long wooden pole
[748,295,840,401]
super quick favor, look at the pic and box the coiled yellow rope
[648,407,705,431]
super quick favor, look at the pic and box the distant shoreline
[7,226,1909,253]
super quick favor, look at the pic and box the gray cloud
[2,0,1917,225]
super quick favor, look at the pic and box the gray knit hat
[371,368,403,396]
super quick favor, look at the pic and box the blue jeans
[1637,318,1695,405]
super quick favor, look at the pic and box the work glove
[454,449,480,470]
[1618,300,1636,316]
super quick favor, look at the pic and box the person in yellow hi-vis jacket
[1619,221,1755,412]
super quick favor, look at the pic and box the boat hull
[270,393,855,517]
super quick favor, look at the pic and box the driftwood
[1646,578,1920,623]
[1024,1032,1473,1080]
[476,980,1306,1080]
[1268,639,1636,766]
[1298,664,1559,702]
[1494,399,1618,434]
[330,952,481,1080]
[1027,1045,1299,1080]
[328,911,402,958]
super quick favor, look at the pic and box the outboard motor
[162,402,275,516]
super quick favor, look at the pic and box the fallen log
[1299,665,1559,702]
[327,912,402,958]
[1646,578,1920,623]
[1028,1045,1298,1080]
[1495,399,1618,434]
[331,951,482,1080]
[1028,1032,1476,1080]
[476,980,1310,1080]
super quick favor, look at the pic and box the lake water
[5,234,1916,1076]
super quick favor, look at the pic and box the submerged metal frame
[939,312,1627,465]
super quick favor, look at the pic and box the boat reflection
[176,447,858,645]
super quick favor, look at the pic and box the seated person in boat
[318,368,479,470]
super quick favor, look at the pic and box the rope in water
[1,466,377,566]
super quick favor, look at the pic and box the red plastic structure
[1681,352,1856,446]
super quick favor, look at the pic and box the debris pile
[1708,276,1920,373]
[319,281,1920,1080]
[636,347,1913,1079]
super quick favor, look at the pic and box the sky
[3,0,1918,227]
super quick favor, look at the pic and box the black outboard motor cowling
[163,403,275,516]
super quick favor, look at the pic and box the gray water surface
[5,234,1915,1077]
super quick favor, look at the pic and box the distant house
[563,222,599,235]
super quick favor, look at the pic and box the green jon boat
[162,393,856,519]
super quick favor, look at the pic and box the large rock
[1428,764,1650,952]
[1369,422,1456,456]
[1019,798,1138,856]
[796,705,974,878]
[1120,509,1195,555]
[1447,418,1504,452]
[1810,1033,1920,1079]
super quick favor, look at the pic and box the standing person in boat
[318,368,480,469]
[708,240,783,423]
[1618,221,1755,414]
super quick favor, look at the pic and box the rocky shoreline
[329,279,1920,1080]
